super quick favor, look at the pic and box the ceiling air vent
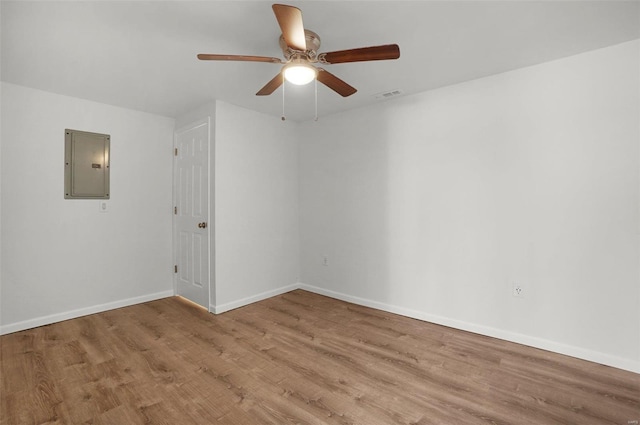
[374,89,403,100]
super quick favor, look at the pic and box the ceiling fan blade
[256,73,283,96]
[320,44,400,64]
[272,4,306,51]
[197,54,283,64]
[316,69,357,97]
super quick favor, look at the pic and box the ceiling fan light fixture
[283,61,317,85]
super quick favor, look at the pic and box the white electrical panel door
[65,129,110,199]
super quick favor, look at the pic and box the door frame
[172,116,212,311]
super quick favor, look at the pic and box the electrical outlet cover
[513,284,524,297]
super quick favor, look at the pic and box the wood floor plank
[1,290,638,425]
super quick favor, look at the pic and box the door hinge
[174,147,178,156]
[174,265,178,273]
[174,206,177,215]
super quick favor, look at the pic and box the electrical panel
[64,129,110,199]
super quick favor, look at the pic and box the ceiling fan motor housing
[280,29,321,61]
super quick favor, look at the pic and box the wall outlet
[322,255,329,266]
[513,283,524,297]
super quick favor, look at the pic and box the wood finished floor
[1,290,638,425]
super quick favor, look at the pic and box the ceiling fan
[197,4,400,98]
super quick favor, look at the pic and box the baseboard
[299,283,640,374]
[0,290,175,335]
[211,283,300,314]
[8,282,635,373]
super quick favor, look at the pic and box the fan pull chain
[314,78,318,121]
[281,74,286,121]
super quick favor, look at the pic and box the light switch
[99,201,109,213]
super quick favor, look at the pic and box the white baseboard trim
[299,283,640,374]
[0,290,175,336]
[6,283,636,373]
[211,283,300,314]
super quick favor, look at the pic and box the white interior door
[174,118,210,309]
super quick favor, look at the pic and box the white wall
[299,40,640,372]
[0,83,175,333]
[1,40,637,374]
[213,101,299,312]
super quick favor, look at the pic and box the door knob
[197,222,207,229]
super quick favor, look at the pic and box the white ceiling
[2,1,639,122]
